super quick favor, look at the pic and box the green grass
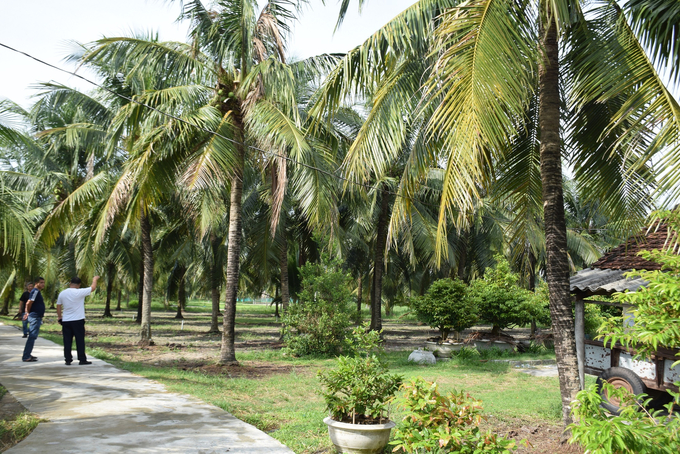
[0,300,563,453]
[0,412,43,450]
[91,347,565,454]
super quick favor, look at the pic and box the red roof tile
[590,224,674,271]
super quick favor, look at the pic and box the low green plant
[317,325,403,424]
[569,383,680,453]
[0,412,42,449]
[391,377,517,453]
[282,257,353,357]
[411,278,477,341]
[584,303,606,338]
[600,211,680,359]
[522,283,551,333]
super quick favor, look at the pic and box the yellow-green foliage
[0,412,42,449]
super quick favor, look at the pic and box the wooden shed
[570,224,680,412]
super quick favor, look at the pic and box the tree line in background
[1,0,679,426]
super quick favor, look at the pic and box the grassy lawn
[1,297,572,453]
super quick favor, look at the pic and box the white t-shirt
[56,287,92,321]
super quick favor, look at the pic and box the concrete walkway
[0,323,294,453]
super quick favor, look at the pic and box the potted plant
[318,326,403,453]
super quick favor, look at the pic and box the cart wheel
[596,367,646,415]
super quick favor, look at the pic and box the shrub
[600,210,680,357]
[469,256,530,334]
[282,257,353,356]
[522,282,551,330]
[128,300,139,309]
[569,384,680,453]
[391,378,517,453]
[411,278,477,341]
[584,303,605,338]
[317,325,403,424]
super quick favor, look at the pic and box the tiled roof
[590,224,672,271]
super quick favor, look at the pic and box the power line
[0,42,441,209]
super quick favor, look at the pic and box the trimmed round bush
[412,278,477,341]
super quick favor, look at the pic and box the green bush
[569,384,680,453]
[126,299,169,311]
[522,282,551,328]
[411,278,477,341]
[282,258,353,357]
[584,304,606,338]
[391,378,517,453]
[469,256,530,334]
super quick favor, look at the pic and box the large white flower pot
[324,416,395,453]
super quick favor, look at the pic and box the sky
[0,0,416,108]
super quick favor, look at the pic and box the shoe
[22,335,27,338]
[79,361,92,365]
[65,361,72,365]
[22,356,38,362]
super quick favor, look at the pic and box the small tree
[469,256,530,335]
[412,278,477,341]
[282,257,353,356]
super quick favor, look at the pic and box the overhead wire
[0,41,443,209]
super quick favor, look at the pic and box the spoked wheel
[596,367,646,415]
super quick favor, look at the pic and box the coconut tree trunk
[140,211,154,344]
[0,280,13,315]
[209,233,221,333]
[370,186,390,332]
[115,289,122,311]
[528,247,538,337]
[539,9,579,426]
[137,252,144,324]
[220,145,244,365]
[175,266,186,319]
[457,233,468,282]
[280,232,289,314]
[356,274,363,315]
[103,262,115,318]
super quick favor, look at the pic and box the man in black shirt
[18,281,34,338]
[22,277,46,362]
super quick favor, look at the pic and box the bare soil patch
[0,390,25,422]
[490,419,583,454]
[174,360,301,380]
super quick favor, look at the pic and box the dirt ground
[11,308,579,453]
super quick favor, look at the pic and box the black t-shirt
[27,288,45,317]
[19,291,30,312]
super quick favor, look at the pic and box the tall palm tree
[424,0,677,424]
[313,0,677,425]
[78,1,337,362]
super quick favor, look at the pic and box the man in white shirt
[57,276,99,365]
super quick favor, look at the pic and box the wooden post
[575,298,585,390]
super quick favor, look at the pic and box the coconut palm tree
[313,0,678,424]
[76,0,339,362]
[423,0,678,424]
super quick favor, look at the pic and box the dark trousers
[62,319,87,363]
